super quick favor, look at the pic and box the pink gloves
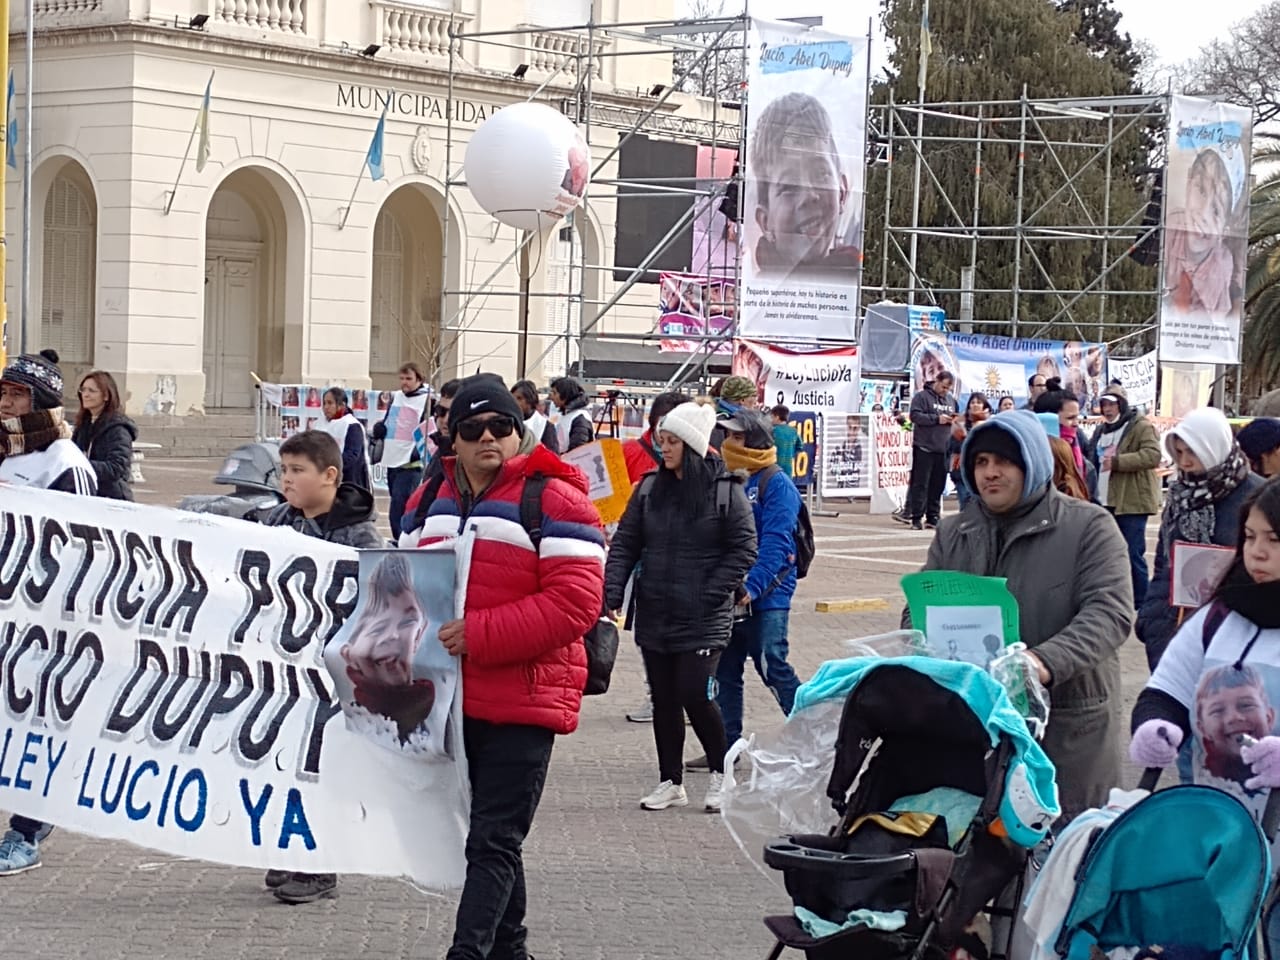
[1130,720,1183,768]
[1241,737,1280,791]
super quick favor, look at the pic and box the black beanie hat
[448,375,526,439]
[965,424,1026,480]
[1,349,64,410]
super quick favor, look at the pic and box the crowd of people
[10,345,1280,955]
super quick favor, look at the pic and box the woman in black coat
[605,401,757,815]
[72,370,137,501]
[550,376,595,452]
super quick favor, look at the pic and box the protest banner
[788,411,818,489]
[1109,350,1157,411]
[912,333,1109,412]
[732,339,860,417]
[870,413,913,514]
[739,19,868,341]
[0,488,468,888]
[562,438,633,524]
[1159,96,1252,365]
[819,413,871,498]
[858,377,903,413]
[657,271,735,354]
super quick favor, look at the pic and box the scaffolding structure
[436,14,752,394]
[864,91,1171,347]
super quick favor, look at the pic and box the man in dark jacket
[901,370,958,530]
[261,429,382,905]
[907,410,1133,821]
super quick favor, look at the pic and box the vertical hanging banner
[732,339,861,415]
[0,488,469,888]
[1109,350,1158,411]
[820,413,872,497]
[1159,96,1252,364]
[740,19,869,341]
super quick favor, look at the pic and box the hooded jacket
[605,457,758,653]
[263,482,384,548]
[416,440,605,734]
[915,411,1134,819]
[71,412,138,501]
[909,385,959,454]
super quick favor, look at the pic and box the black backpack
[519,473,618,696]
[755,465,816,579]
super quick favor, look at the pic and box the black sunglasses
[455,416,518,442]
[433,402,452,418]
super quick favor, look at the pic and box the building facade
[6,0,684,414]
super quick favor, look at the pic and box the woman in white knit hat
[605,401,758,813]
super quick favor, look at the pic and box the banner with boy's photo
[657,271,736,354]
[819,413,872,498]
[910,333,1109,413]
[740,19,868,341]
[0,488,468,888]
[1159,95,1252,365]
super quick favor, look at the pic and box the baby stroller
[761,659,1057,960]
[1052,768,1280,960]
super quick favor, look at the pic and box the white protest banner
[1159,96,1252,364]
[1109,350,1157,411]
[820,413,871,498]
[732,339,860,416]
[740,19,868,341]
[0,488,468,887]
[870,413,913,514]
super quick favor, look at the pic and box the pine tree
[865,0,1156,340]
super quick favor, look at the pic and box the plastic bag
[839,629,932,659]
[987,642,1050,741]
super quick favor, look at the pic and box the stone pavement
[5,461,1152,960]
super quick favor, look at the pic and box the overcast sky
[723,0,1272,69]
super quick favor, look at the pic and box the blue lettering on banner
[174,768,207,833]
[758,39,855,77]
[279,787,316,851]
[14,731,40,791]
[240,779,273,847]
[0,726,11,787]
[125,759,160,821]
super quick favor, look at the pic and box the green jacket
[1099,414,1162,516]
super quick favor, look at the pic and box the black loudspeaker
[613,134,698,283]
[1129,175,1163,267]
[861,304,912,376]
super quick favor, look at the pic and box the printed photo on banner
[1159,95,1252,365]
[732,338,860,415]
[739,19,868,341]
[691,144,740,278]
[820,413,871,497]
[657,271,735,354]
[859,377,903,413]
[324,548,459,759]
[1191,659,1280,824]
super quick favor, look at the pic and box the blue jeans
[1111,512,1150,609]
[715,608,801,746]
[386,465,423,540]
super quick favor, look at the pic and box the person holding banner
[0,349,97,877]
[413,376,605,960]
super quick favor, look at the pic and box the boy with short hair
[770,405,799,478]
[262,430,383,903]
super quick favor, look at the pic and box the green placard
[901,571,1021,668]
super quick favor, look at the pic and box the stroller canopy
[799,656,1059,846]
[214,442,282,494]
[1056,785,1271,960]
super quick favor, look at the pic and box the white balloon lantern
[464,102,589,233]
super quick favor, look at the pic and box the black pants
[907,448,947,524]
[9,815,44,842]
[386,465,423,540]
[642,647,727,783]
[448,718,555,960]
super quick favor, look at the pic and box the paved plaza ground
[4,459,1152,959]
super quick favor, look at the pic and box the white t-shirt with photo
[1093,423,1128,507]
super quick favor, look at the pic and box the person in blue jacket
[688,409,804,771]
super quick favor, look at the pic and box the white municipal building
[7,0,690,415]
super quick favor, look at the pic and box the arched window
[41,171,95,365]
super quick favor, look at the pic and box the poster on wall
[0,487,469,888]
[1159,96,1252,365]
[739,19,868,341]
[657,272,736,354]
[911,333,1109,413]
[732,338,861,415]
[1110,350,1158,411]
[820,413,872,497]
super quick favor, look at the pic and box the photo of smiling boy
[1195,663,1276,787]
[748,92,860,281]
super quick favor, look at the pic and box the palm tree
[1244,137,1280,395]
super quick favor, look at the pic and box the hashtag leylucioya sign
[0,487,467,888]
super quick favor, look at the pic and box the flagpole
[338,158,368,231]
[20,0,32,354]
[0,0,10,370]
[340,107,385,230]
[163,69,213,216]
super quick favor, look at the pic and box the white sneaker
[640,780,689,811]
[704,772,725,813]
[625,699,653,723]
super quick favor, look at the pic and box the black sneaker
[891,510,912,526]
[273,872,338,904]
[264,869,292,889]
[911,520,923,530]
[924,520,938,530]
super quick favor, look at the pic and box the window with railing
[371,0,471,57]
[213,0,307,34]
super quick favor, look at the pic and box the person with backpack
[1131,477,1280,822]
[686,408,807,776]
[411,376,605,960]
[604,401,758,814]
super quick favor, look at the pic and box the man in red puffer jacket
[415,376,604,960]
